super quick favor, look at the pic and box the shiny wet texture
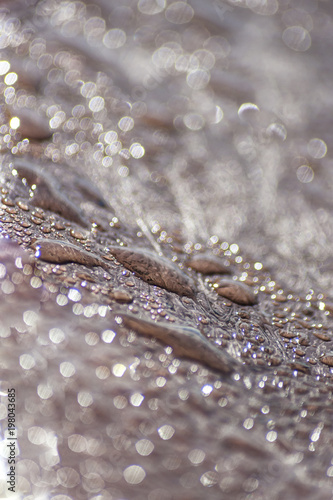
[1,1,333,500]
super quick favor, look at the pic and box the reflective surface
[1,0,333,499]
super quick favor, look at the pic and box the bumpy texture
[1,1,333,499]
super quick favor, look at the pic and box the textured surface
[1,0,333,499]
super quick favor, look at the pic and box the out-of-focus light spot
[113,395,128,409]
[230,243,239,254]
[175,53,193,72]
[28,426,47,445]
[193,49,215,70]
[4,72,18,85]
[243,477,259,493]
[89,96,105,113]
[327,466,333,477]
[68,434,87,453]
[68,288,82,302]
[56,294,68,306]
[254,262,263,270]
[106,141,122,156]
[85,332,99,346]
[209,235,219,244]
[243,417,254,430]
[98,305,108,317]
[310,425,323,443]
[77,391,93,407]
[37,384,53,400]
[238,102,260,119]
[307,138,327,159]
[104,130,118,143]
[9,117,20,129]
[73,303,84,315]
[81,81,96,98]
[178,388,189,400]
[19,353,36,370]
[50,115,63,129]
[130,393,144,407]
[118,166,129,177]
[118,116,134,132]
[30,276,42,289]
[138,0,166,15]
[49,327,65,344]
[123,465,146,484]
[65,143,80,156]
[23,310,38,326]
[165,2,194,24]
[59,361,76,378]
[102,329,116,343]
[0,60,10,75]
[156,376,166,387]
[152,46,177,69]
[158,424,175,440]
[130,143,145,158]
[0,263,6,279]
[135,439,154,456]
[186,69,210,90]
[266,430,277,442]
[200,471,218,486]
[246,0,278,16]
[103,29,126,49]
[84,305,96,318]
[188,448,205,464]
[184,113,205,131]
[204,36,230,59]
[102,156,113,167]
[213,105,223,124]
[112,363,126,377]
[96,366,110,380]
[2,280,14,294]
[266,122,287,141]
[201,384,213,396]
[57,467,80,488]
[282,26,311,52]
[297,165,314,183]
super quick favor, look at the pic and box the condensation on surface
[0,1,333,500]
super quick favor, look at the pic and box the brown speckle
[118,313,236,375]
[187,252,232,275]
[108,246,195,298]
[216,280,257,306]
[31,238,109,271]
[320,356,333,367]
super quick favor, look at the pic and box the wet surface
[0,1,333,499]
